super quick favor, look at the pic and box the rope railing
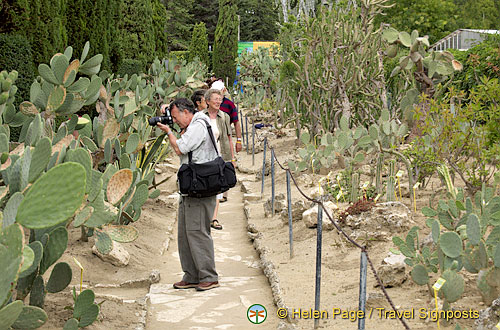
[240,113,411,330]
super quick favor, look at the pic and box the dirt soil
[36,121,489,329]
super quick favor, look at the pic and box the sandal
[220,196,228,203]
[211,219,223,230]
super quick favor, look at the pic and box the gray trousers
[178,195,218,283]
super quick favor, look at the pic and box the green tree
[238,0,279,41]
[376,0,458,44]
[120,0,156,69]
[152,0,169,59]
[66,0,92,57]
[189,0,218,47]
[163,0,194,51]
[213,0,238,84]
[0,0,31,33]
[454,0,500,29]
[188,22,209,66]
[107,0,123,72]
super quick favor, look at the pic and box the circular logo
[247,304,267,324]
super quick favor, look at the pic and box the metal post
[252,122,255,166]
[358,251,368,330]
[240,108,245,146]
[271,148,275,216]
[314,203,323,329]
[261,138,267,195]
[245,116,249,154]
[287,171,294,259]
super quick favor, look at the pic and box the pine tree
[120,0,156,69]
[189,0,219,47]
[107,0,123,72]
[163,0,194,51]
[238,0,279,41]
[213,0,238,84]
[188,22,209,66]
[152,0,169,59]
[66,0,92,56]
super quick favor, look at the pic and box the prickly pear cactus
[72,289,99,327]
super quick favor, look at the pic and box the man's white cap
[211,80,225,90]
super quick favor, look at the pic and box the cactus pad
[132,184,149,213]
[19,241,43,278]
[39,227,68,275]
[466,214,480,246]
[73,289,95,318]
[101,225,138,243]
[19,245,34,274]
[95,230,113,254]
[440,270,464,303]
[410,264,429,285]
[46,262,72,293]
[73,206,94,228]
[102,118,119,147]
[29,137,51,183]
[126,133,140,154]
[439,232,463,258]
[0,301,24,330]
[29,275,46,308]
[106,169,133,205]
[149,189,161,199]
[52,135,73,155]
[11,305,48,329]
[3,192,24,227]
[16,162,86,229]
[0,223,24,306]
[63,318,79,330]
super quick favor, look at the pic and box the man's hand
[157,122,170,134]
[235,141,242,153]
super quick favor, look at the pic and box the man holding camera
[156,98,220,291]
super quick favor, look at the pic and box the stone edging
[243,198,297,329]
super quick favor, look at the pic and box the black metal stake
[245,116,249,154]
[271,148,275,216]
[314,203,323,329]
[358,250,368,330]
[261,138,267,195]
[287,171,294,259]
[240,109,245,146]
[252,121,255,166]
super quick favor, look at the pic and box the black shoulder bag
[177,120,237,198]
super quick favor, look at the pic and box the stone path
[146,187,279,329]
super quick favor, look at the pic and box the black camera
[148,105,174,127]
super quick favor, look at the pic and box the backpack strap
[187,117,221,164]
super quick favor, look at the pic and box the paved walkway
[146,187,279,329]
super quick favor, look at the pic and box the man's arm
[157,123,182,155]
[234,121,242,153]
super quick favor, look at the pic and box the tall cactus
[386,160,396,202]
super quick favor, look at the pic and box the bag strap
[188,117,221,164]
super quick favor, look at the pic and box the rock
[149,270,161,284]
[309,187,325,200]
[240,181,252,193]
[255,159,271,180]
[92,241,130,267]
[158,193,179,208]
[375,264,407,288]
[475,296,500,330]
[244,193,261,202]
[420,232,435,249]
[280,200,308,224]
[345,201,413,233]
[366,292,390,309]
[383,252,406,266]
[302,202,338,230]
[297,174,313,187]
[264,193,286,217]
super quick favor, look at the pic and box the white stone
[383,252,407,266]
[243,193,261,202]
[302,203,338,230]
[92,241,130,267]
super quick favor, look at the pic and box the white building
[430,29,500,51]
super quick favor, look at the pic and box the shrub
[0,34,36,106]
[188,22,209,67]
[117,58,144,76]
[169,51,189,62]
